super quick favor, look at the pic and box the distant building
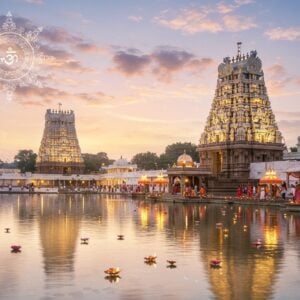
[197,43,284,192]
[101,157,167,187]
[36,108,84,174]
[283,137,300,161]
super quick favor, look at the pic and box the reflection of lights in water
[17,196,20,215]
[185,214,188,229]
[156,212,165,230]
[140,207,148,227]
[264,227,278,248]
[82,196,85,212]
[41,196,44,215]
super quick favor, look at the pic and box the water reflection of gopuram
[198,205,284,300]
[38,196,82,286]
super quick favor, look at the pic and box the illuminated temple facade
[198,43,284,182]
[36,108,84,174]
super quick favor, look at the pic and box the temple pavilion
[167,151,210,193]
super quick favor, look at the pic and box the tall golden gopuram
[36,107,84,174]
[198,43,284,191]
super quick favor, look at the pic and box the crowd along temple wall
[198,43,284,189]
[36,108,84,174]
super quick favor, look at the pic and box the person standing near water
[260,186,265,201]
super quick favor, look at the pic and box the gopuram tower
[198,43,284,187]
[36,106,84,174]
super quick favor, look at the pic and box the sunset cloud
[152,46,214,81]
[267,64,286,77]
[265,27,300,41]
[265,63,293,96]
[111,46,213,81]
[75,92,114,105]
[155,1,256,34]
[128,15,143,22]
[15,86,68,105]
[0,15,104,55]
[14,85,114,107]
[222,14,257,31]
[112,49,151,76]
[155,8,222,34]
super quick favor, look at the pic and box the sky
[0,0,299,161]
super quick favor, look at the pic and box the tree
[82,152,112,173]
[14,150,37,173]
[131,152,159,170]
[161,142,199,167]
[290,147,298,153]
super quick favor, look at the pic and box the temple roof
[177,151,193,167]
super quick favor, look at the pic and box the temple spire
[237,42,242,57]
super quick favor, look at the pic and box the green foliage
[162,142,198,167]
[82,152,112,173]
[131,142,199,170]
[14,150,37,173]
[290,147,298,153]
[131,152,159,170]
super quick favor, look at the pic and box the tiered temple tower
[36,107,84,174]
[198,43,284,181]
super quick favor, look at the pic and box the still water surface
[0,194,300,300]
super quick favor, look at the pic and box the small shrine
[167,151,210,194]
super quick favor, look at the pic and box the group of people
[236,182,299,201]
[172,185,207,198]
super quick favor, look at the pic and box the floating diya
[104,267,121,276]
[144,255,157,264]
[167,260,177,268]
[210,259,222,268]
[80,237,89,244]
[11,245,21,252]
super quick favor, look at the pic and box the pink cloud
[265,27,300,41]
[112,50,151,76]
[111,46,214,82]
[222,14,257,32]
[155,1,257,35]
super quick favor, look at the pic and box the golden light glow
[138,175,151,185]
[156,211,165,230]
[264,227,279,249]
[140,207,148,227]
[260,169,282,184]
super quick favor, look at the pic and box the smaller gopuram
[36,106,84,174]
[198,43,284,189]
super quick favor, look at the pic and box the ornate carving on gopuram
[36,107,84,174]
[198,43,284,179]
